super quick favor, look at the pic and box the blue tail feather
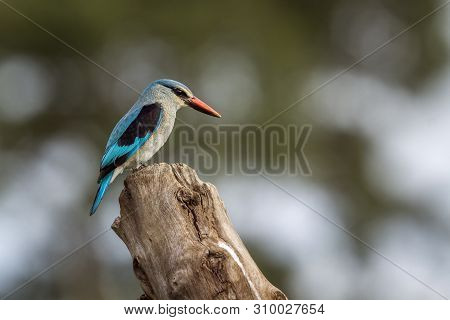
[90,171,113,215]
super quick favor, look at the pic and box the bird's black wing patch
[97,103,162,182]
[117,103,163,146]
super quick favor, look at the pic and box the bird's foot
[135,163,149,171]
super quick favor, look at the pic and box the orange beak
[188,96,221,118]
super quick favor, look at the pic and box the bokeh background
[1,0,449,299]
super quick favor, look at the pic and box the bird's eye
[173,88,188,98]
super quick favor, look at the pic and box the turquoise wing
[98,103,163,182]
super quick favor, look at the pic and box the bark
[112,163,287,300]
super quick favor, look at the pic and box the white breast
[133,110,176,166]
[110,109,176,182]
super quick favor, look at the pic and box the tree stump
[112,163,287,300]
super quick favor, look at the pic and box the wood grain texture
[112,163,287,300]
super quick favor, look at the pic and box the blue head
[140,79,221,118]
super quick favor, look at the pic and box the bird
[90,79,221,215]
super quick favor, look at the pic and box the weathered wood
[112,163,287,300]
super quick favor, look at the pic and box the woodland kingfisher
[90,79,221,215]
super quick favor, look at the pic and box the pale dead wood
[112,163,287,300]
